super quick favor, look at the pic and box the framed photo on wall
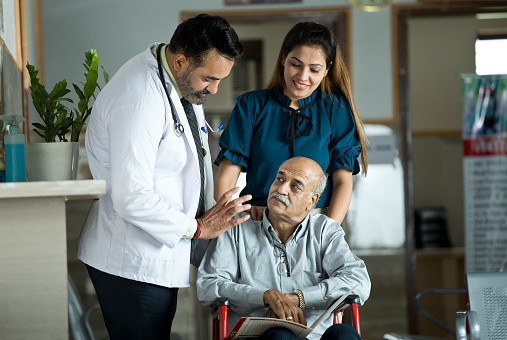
[225,0,301,5]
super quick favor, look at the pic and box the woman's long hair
[267,22,368,174]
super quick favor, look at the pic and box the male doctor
[77,14,249,339]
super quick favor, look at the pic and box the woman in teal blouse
[214,22,368,223]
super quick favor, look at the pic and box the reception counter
[0,180,106,339]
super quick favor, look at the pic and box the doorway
[393,2,507,336]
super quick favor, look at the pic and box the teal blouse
[215,88,360,208]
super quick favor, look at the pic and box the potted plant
[70,49,109,142]
[26,63,73,142]
[25,49,108,181]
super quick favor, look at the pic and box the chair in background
[383,288,467,340]
[212,294,362,340]
[456,272,507,340]
[68,275,105,340]
[417,288,467,338]
[384,272,507,340]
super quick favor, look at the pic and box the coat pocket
[123,224,174,260]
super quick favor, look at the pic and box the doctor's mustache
[194,89,210,95]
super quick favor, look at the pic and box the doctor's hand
[197,187,251,240]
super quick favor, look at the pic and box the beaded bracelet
[193,219,202,239]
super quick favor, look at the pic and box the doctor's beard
[177,67,210,105]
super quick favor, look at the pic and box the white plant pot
[25,142,80,181]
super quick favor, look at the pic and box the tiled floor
[356,251,409,339]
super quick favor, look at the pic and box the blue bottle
[0,141,5,182]
[1,115,26,182]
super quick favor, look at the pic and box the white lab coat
[77,44,214,288]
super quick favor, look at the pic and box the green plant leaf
[26,63,39,80]
[101,66,109,83]
[89,59,99,73]
[63,48,109,142]
[84,70,98,98]
[85,50,93,66]
[87,67,99,82]
[78,98,89,114]
[49,79,71,99]
[73,83,86,101]
[40,89,50,105]
[72,109,82,122]
[26,62,36,73]
[32,122,45,130]
[73,121,84,131]
[73,113,83,124]
[32,103,43,119]
[85,50,98,65]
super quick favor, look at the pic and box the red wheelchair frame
[212,294,361,340]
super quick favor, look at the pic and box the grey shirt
[196,211,371,339]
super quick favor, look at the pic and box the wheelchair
[212,294,362,340]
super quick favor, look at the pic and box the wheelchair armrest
[212,298,230,311]
[212,299,230,340]
[333,294,360,313]
[345,294,361,305]
[333,294,361,336]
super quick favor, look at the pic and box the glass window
[475,37,507,75]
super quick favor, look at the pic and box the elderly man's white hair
[312,172,328,195]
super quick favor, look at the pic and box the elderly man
[197,157,370,340]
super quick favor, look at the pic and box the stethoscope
[156,43,223,137]
[157,44,184,137]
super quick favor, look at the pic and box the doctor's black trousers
[86,265,179,340]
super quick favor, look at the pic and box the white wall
[0,0,18,62]
[39,0,413,125]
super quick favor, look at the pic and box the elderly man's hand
[262,307,278,319]
[198,187,251,240]
[263,290,306,325]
